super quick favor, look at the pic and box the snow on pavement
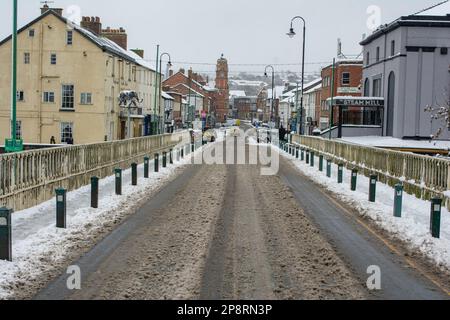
[0,137,218,300]
[278,145,450,272]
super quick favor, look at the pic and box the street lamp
[5,0,23,153]
[264,65,275,127]
[158,52,172,134]
[287,16,306,135]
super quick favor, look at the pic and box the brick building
[215,55,230,122]
[163,68,216,125]
[318,59,363,131]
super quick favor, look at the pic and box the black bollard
[0,207,12,261]
[91,176,99,209]
[56,188,67,228]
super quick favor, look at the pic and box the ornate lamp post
[158,52,172,134]
[264,65,275,127]
[287,16,306,135]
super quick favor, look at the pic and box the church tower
[215,54,229,122]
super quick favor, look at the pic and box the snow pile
[279,146,450,271]
[0,142,210,299]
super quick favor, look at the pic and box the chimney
[102,27,128,50]
[131,49,144,58]
[179,68,185,75]
[81,16,102,35]
[188,68,193,79]
[169,69,174,77]
[41,5,63,16]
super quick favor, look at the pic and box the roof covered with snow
[230,90,247,98]
[341,136,450,151]
[0,10,157,72]
[162,92,174,100]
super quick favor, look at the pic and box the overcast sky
[1,0,450,77]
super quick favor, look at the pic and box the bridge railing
[0,131,191,211]
[291,135,450,207]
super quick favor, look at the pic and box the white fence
[291,135,450,208]
[0,131,191,211]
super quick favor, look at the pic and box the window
[17,91,24,101]
[43,92,55,103]
[61,85,74,109]
[342,72,350,85]
[364,78,370,97]
[28,29,35,37]
[376,47,380,62]
[67,31,73,45]
[391,40,395,56]
[24,52,30,64]
[16,121,22,139]
[50,53,57,65]
[80,92,92,105]
[373,78,382,97]
[366,52,370,65]
[60,122,73,144]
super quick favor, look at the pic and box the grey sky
[1,0,449,77]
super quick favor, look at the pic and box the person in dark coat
[279,125,286,142]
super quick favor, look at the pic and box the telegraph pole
[5,0,23,153]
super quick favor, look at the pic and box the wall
[292,134,450,209]
[362,25,450,139]
[0,131,191,212]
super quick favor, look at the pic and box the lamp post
[5,0,23,153]
[158,52,172,134]
[287,16,306,135]
[264,65,275,128]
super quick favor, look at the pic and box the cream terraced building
[0,9,161,145]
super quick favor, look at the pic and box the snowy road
[33,135,450,300]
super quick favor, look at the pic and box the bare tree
[424,90,450,139]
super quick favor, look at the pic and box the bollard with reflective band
[394,184,403,218]
[191,143,195,153]
[154,154,159,173]
[351,169,358,191]
[170,149,174,164]
[430,198,442,238]
[306,150,310,164]
[319,155,324,172]
[144,157,150,178]
[291,145,295,156]
[181,147,184,159]
[0,207,12,261]
[56,188,67,228]
[338,164,344,184]
[131,163,138,186]
[369,175,377,202]
[296,147,299,159]
[115,168,122,195]
[301,148,305,161]
[163,152,167,168]
[91,176,99,209]
[310,152,315,167]
[326,159,332,178]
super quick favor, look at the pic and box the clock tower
[215,54,229,122]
